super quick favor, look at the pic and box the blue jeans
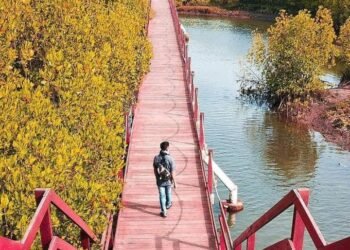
[158,186,172,214]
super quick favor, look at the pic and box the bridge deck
[113,0,217,249]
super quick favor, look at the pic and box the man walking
[153,141,176,217]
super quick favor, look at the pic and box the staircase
[0,189,97,250]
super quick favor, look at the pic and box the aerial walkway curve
[1,0,350,249]
[113,0,217,248]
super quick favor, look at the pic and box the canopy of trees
[340,18,350,83]
[241,7,337,107]
[340,19,350,64]
[180,0,350,28]
[0,0,151,245]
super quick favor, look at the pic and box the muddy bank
[289,88,350,151]
[177,5,275,21]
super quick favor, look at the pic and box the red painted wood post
[35,190,53,250]
[180,25,183,56]
[291,189,310,250]
[193,88,199,122]
[183,40,186,58]
[247,233,256,250]
[189,71,194,91]
[235,244,242,250]
[208,149,213,195]
[179,27,182,50]
[187,57,191,84]
[184,58,188,82]
[118,168,124,180]
[80,231,91,250]
[181,32,184,57]
[191,85,195,107]
[219,213,227,250]
[131,104,136,117]
[189,72,194,98]
[191,81,195,102]
[199,112,205,150]
[0,237,22,250]
[220,226,227,250]
[125,113,130,145]
[180,26,183,48]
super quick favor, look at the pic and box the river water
[180,16,350,249]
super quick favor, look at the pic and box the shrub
[241,7,336,108]
[0,0,151,246]
[339,18,350,86]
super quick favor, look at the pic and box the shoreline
[177,5,276,21]
[288,87,350,151]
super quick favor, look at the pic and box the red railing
[207,149,214,195]
[124,104,134,146]
[199,112,206,150]
[219,201,233,250]
[168,0,186,60]
[100,214,114,250]
[231,188,350,250]
[168,0,221,247]
[167,2,350,250]
[0,189,97,250]
[104,1,153,249]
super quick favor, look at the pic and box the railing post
[189,72,194,98]
[188,69,192,89]
[208,149,213,196]
[193,88,199,122]
[131,104,136,118]
[183,58,188,82]
[219,221,227,250]
[118,168,124,180]
[291,189,310,250]
[81,231,91,250]
[189,71,194,91]
[247,233,256,250]
[183,41,185,58]
[35,190,53,250]
[199,113,205,151]
[187,57,191,84]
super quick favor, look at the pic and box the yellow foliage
[340,18,350,65]
[244,7,336,107]
[0,0,151,246]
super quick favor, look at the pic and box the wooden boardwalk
[113,0,217,249]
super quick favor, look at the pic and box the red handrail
[168,0,220,247]
[219,201,233,250]
[0,189,97,250]
[48,236,76,250]
[199,112,206,150]
[100,213,114,250]
[231,188,350,250]
[207,149,214,195]
[193,88,199,122]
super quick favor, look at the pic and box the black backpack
[157,155,171,181]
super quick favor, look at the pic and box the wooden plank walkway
[113,0,217,249]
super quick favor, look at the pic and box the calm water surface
[180,16,350,249]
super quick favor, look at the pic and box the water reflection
[244,111,317,183]
[262,114,317,181]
